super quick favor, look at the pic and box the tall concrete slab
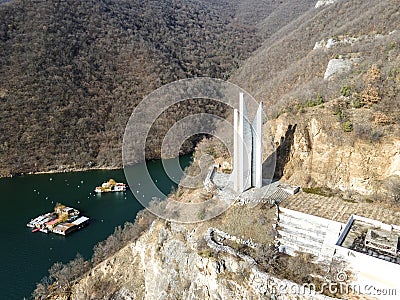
[240,93,252,191]
[233,108,239,192]
[252,102,263,188]
[233,93,263,193]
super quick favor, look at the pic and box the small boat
[31,228,40,233]
[94,179,127,193]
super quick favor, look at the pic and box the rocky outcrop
[69,220,337,299]
[70,221,257,299]
[313,31,397,51]
[314,37,358,50]
[315,0,337,8]
[323,57,361,80]
[269,108,400,196]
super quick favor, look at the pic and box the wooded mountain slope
[232,0,400,126]
[0,0,315,176]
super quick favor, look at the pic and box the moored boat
[94,179,127,193]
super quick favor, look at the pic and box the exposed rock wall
[69,220,337,299]
[315,0,337,8]
[71,243,145,299]
[269,109,400,196]
[323,57,361,81]
[70,221,256,299]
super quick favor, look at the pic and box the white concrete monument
[233,93,263,193]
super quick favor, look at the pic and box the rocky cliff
[269,101,400,199]
[70,221,257,299]
[69,219,340,300]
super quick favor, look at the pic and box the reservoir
[0,156,191,299]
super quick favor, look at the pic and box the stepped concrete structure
[233,93,263,193]
[276,207,343,264]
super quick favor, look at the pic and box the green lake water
[0,156,191,299]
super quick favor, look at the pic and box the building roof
[53,223,76,234]
[46,218,60,226]
[72,216,89,226]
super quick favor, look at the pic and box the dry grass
[206,203,276,245]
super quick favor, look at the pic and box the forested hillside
[0,0,315,176]
[232,0,400,127]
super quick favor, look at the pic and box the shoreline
[2,165,123,179]
[1,154,193,179]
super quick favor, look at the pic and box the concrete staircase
[277,208,344,264]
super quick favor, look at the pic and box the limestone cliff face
[70,221,257,299]
[269,107,400,196]
[69,219,338,300]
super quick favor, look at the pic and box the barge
[94,179,127,193]
[27,203,89,236]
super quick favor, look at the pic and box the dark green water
[0,156,191,299]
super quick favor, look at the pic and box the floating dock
[27,203,89,236]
